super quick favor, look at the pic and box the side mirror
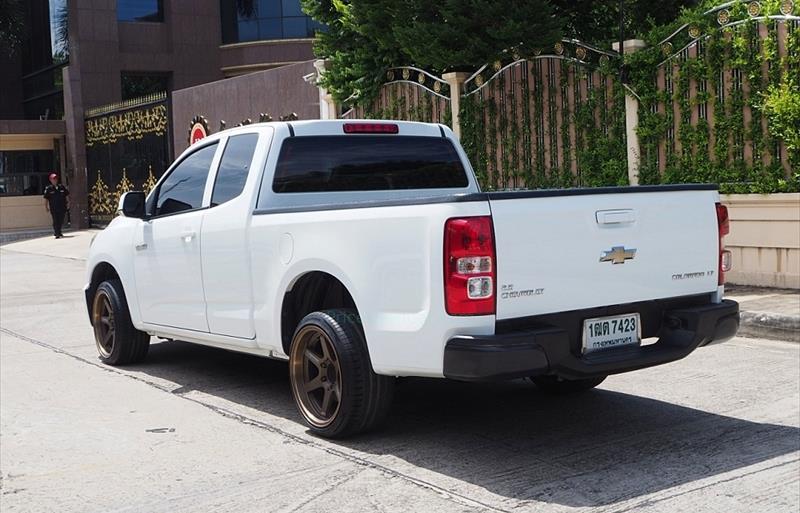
[119,191,146,219]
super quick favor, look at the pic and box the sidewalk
[724,285,800,342]
[1,230,797,342]
[0,229,98,260]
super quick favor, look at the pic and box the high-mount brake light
[443,216,496,315]
[343,123,399,134]
[716,202,731,285]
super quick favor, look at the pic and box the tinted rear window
[272,136,468,193]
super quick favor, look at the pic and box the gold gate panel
[85,104,168,147]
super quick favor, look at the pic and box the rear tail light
[343,123,399,134]
[444,217,496,315]
[716,203,731,285]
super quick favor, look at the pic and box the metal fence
[648,12,798,179]
[458,41,624,189]
[342,67,451,124]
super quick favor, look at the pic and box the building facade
[0,0,317,230]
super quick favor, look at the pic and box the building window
[118,0,164,22]
[22,0,69,74]
[121,73,170,100]
[18,0,68,120]
[220,0,325,44]
[23,92,64,120]
[0,150,55,196]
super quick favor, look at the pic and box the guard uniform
[44,183,69,237]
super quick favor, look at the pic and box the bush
[762,79,800,168]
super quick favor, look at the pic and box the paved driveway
[1,236,798,512]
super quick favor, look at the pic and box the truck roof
[204,119,448,139]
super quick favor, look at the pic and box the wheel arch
[86,262,121,320]
[87,259,142,326]
[279,270,361,356]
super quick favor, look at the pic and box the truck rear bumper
[443,299,739,381]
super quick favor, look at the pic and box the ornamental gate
[84,92,170,225]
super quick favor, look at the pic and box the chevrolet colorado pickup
[85,120,740,437]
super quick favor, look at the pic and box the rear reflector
[444,217,496,315]
[716,203,731,285]
[343,123,399,134]
[720,250,732,273]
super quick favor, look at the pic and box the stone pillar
[442,72,470,140]
[313,60,338,120]
[612,39,647,186]
[62,64,90,229]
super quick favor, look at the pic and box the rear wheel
[530,375,606,394]
[92,279,150,365]
[289,309,394,438]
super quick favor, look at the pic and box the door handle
[180,231,196,243]
[596,209,636,225]
[135,243,148,251]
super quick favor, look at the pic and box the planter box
[721,193,800,289]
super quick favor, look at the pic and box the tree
[53,1,69,63]
[302,0,403,105]
[303,0,562,105]
[393,0,561,70]
[549,0,701,45]
[0,0,26,56]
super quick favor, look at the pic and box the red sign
[189,115,209,145]
[190,123,207,144]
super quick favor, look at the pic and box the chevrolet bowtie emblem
[600,246,637,264]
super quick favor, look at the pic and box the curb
[0,229,53,245]
[738,310,800,342]
[0,228,76,245]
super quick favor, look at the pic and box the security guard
[43,173,69,238]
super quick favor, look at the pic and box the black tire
[288,309,394,438]
[530,375,606,394]
[91,279,150,366]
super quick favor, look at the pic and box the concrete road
[1,240,799,513]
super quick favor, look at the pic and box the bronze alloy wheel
[92,289,115,359]
[290,325,342,428]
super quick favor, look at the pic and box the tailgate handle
[596,209,635,225]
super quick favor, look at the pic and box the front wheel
[288,309,394,438]
[92,279,150,365]
[530,375,606,394]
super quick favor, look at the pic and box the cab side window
[155,142,218,216]
[211,133,259,206]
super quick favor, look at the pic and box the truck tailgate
[489,187,721,320]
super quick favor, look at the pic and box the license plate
[582,313,641,354]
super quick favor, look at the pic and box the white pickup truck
[85,120,739,437]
